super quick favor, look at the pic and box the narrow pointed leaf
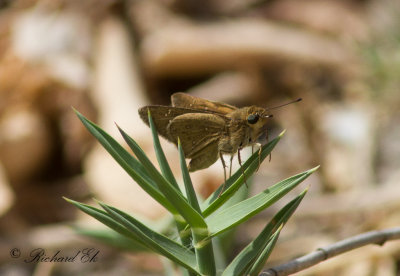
[64,198,149,249]
[117,126,207,229]
[147,111,193,249]
[75,228,150,252]
[202,132,283,217]
[118,126,182,196]
[178,140,201,213]
[207,166,318,236]
[248,225,282,276]
[222,189,307,276]
[98,202,199,273]
[178,140,216,275]
[74,110,175,213]
[147,110,179,190]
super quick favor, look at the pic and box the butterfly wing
[139,105,230,171]
[138,105,223,142]
[171,92,237,115]
[167,113,226,158]
[139,106,199,142]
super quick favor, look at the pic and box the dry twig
[261,227,400,276]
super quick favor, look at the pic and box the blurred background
[0,0,399,275]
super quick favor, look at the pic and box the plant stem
[193,229,216,276]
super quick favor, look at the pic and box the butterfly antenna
[264,98,302,111]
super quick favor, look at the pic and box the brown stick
[261,227,400,276]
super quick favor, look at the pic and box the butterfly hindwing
[167,113,226,158]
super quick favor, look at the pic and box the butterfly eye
[247,114,259,124]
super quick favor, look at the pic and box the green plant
[65,109,318,276]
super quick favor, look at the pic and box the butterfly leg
[237,149,248,188]
[218,152,227,197]
[229,154,234,178]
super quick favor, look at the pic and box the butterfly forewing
[171,93,237,115]
[138,106,210,142]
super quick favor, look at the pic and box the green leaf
[147,110,180,190]
[207,166,318,236]
[73,109,175,213]
[64,198,149,249]
[98,201,199,274]
[117,125,207,229]
[248,225,282,276]
[178,140,216,275]
[178,140,202,213]
[222,189,307,276]
[117,125,182,196]
[147,110,193,250]
[75,228,150,252]
[202,132,283,217]
[67,197,199,273]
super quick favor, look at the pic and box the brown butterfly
[139,92,301,191]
